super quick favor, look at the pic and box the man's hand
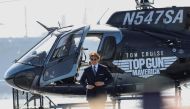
[86,85,95,89]
[95,81,105,86]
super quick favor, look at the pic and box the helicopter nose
[4,75,15,88]
[4,63,20,88]
[4,66,17,87]
[4,63,38,90]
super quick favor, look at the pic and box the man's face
[90,56,99,65]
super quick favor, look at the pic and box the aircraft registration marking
[122,9,184,25]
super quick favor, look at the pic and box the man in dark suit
[80,52,113,109]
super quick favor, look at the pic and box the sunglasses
[90,58,97,61]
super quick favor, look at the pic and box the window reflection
[51,29,83,61]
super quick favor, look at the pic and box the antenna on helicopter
[135,0,154,10]
[97,8,109,25]
[58,21,61,28]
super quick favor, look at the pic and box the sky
[0,0,189,37]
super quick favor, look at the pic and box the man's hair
[89,51,100,59]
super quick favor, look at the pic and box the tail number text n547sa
[122,9,183,25]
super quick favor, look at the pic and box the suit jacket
[80,64,113,101]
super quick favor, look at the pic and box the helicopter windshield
[17,33,57,66]
[17,26,87,67]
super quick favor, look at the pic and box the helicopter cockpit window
[17,33,57,66]
[98,36,116,60]
[51,29,83,61]
[51,34,70,60]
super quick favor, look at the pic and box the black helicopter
[4,0,190,97]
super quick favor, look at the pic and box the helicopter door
[40,26,89,86]
[98,36,116,60]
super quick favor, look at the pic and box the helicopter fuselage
[4,6,190,96]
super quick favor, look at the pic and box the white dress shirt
[92,64,98,73]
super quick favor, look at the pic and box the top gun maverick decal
[113,51,177,78]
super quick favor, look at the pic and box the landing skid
[12,88,55,109]
[12,88,142,109]
[12,88,182,109]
